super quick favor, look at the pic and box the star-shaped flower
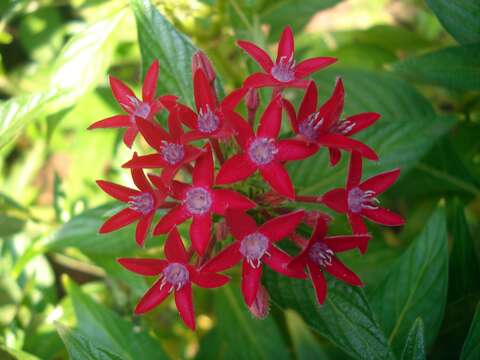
[216,96,317,199]
[118,228,229,330]
[238,26,336,89]
[288,218,368,304]
[88,60,176,148]
[202,210,306,306]
[152,145,256,255]
[322,152,405,253]
[283,79,379,165]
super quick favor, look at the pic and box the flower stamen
[271,55,296,83]
[240,232,270,268]
[308,242,334,267]
[128,192,154,214]
[248,137,278,165]
[184,187,212,215]
[160,141,185,165]
[161,263,189,291]
[347,187,380,213]
[198,105,220,133]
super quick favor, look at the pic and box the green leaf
[0,193,29,237]
[461,302,480,360]
[64,277,169,360]
[289,68,455,194]
[0,346,41,360]
[400,318,426,360]
[55,323,125,360]
[394,44,480,91]
[426,0,480,44]
[264,271,394,359]
[371,207,448,355]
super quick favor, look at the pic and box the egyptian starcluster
[89,27,405,330]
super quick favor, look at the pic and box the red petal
[167,111,184,141]
[99,208,141,233]
[142,59,159,102]
[282,99,299,132]
[323,234,371,253]
[360,169,400,195]
[194,69,217,113]
[131,165,152,192]
[175,103,198,129]
[183,145,204,163]
[288,252,308,273]
[311,217,329,240]
[307,263,327,304]
[154,206,190,235]
[321,188,348,213]
[190,215,212,255]
[276,26,294,62]
[147,174,167,193]
[117,258,167,276]
[123,127,137,148]
[348,212,368,235]
[226,210,258,240]
[362,207,405,227]
[259,162,294,199]
[171,181,190,200]
[174,283,196,330]
[344,112,381,136]
[295,57,337,78]
[122,153,167,169]
[257,96,282,138]
[212,189,256,215]
[242,261,262,306]
[216,154,256,185]
[298,81,318,123]
[202,242,242,272]
[317,134,378,161]
[109,76,136,112]
[135,212,154,247]
[259,210,304,242]
[135,280,171,314]
[223,111,254,148]
[328,148,341,166]
[347,152,362,189]
[244,72,280,89]
[325,257,363,286]
[236,40,273,72]
[96,180,139,202]
[264,246,306,278]
[318,78,344,131]
[158,95,178,110]
[164,227,189,262]
[220,86,248,110]
[136,118,170,150]
[276,139,318,161]
[88,115,130,129]
[191,271,230,288]
[192,144,214,187]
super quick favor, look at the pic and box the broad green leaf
[461,302,480,360]
[394,44,480,91]
[264,271,394,359]
[0,346,41,360]
[289,68,455,195]
[65,277,168,360]
[426,0,480,44]
[401,318,426,360]
[55,323,125,360]
[371,207,448,355]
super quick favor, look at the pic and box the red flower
[88,60,176,148]
[118,228,229,330]
[122,113,203,185]
[152,145,256,255]
[202,210,306,306]
[216,96,317,199]
[322,152,404,253]
[283,79,379,165]
[169,69,247,142]
[238,26,336,89]
[97,161,166,247]
[288,218,367,304]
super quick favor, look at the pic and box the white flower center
[347,187,379,213]
[161,263,189,291]
[160,141,184,165]
[298,112,322,140]
[127,96,151,122]
[308,242,334,267]
[271,55,295,83]
[184,187,212,215]
[198,105,220,133]
[240,232,270,268]
[248,137,278,165]
[128,192,154,214]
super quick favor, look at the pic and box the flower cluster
[89,26,404,330]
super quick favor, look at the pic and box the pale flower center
[298,112,322,141]
[128,192,154,214]
[239,232,270,268]
[127,96,151,122]
[248,137,278,165]
[160,141,184,165]
[197,105,220,133]
[161,263,189,291]
[271,55,295,83]
[308,242,334,267]
[184,187,212,215]
[331,119,355,135]
[347,187,379,213]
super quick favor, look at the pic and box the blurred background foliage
[0,0,479,359]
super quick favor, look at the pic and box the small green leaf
[426,0,480,44]
[0,346,41,360]
[0,193,29,237]
[371,207,448,355]
[394,44,480,91]
[401,318,426,360]
[461,302,480,360]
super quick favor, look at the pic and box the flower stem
[295,195,320,203]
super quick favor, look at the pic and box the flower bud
[192,50,216,84]
[215,219,229,242]
[304,211,332,228]
[245,88,259,112]
[248,285,270,319]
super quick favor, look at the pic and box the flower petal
[324,257,363,286]
[259,210,304,242]
[223,111,254,148]
[171,181,190,200]
[174,283,196,330]
[190,215,212,256]
[236,40,273,72]
[321,188,347,213]
[263,246,306,278]
[298,81,318,123]
[318,78,344,131]
[136,118,170,150]
[242,261,262,306]
[257,96,282,138]
[282,99,298,132]
[212,189,256,215]
[307,263,327,304]
[167,111,184,141]
[317,134,378,161]
[220,86,248,111]
[323,234,371,253]
[348,213,369,251]
[142,59,159,102]
[311,217,329,240]
[191,271,230,288]
[131,165,152,192]
[88,115,130,129]
[122,153,167,169]
[360,169,400,195]
[244,72,280,89]
[347,152,362,189]
[192,144,214,187]
[276,26,294,62]
[154,206,190,235]
[259,162,294,199]
[362,207,405,227]
[276,139,318,161]
[295,57,337,78]
[175,103,198,129]
[135,279,171,314]
[194,69,217,112]
[99,208,141,233]
[216,154,257,185]
[164,227,189,263]
[328,148,341,166]
[96,180,139,202]
[226,210,258,240]
[109,76,136,112]
[123,127,137,148]
[117,258,167,276]
[135,212,154,247]
[344,112,381,136]
[202,242,242,272]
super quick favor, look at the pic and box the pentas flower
[169,69,247,142]
[288,218,367,304]
[238,26,336,89]
[322,152,404,253]
[96,161,166,247]
[203,210,306,306]
[216,96,317,199]
[118,228,229,330]
[283,79,379,165]
[88,60,176,148]
[122,114,203,185]
[152,145,256,255]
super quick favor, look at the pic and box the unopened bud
[192,50,216,84]
[245,88,259,112]
[257,191,286,206]
[215,220,229,242]
[304,211,332,228]
[248,285,270,319]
